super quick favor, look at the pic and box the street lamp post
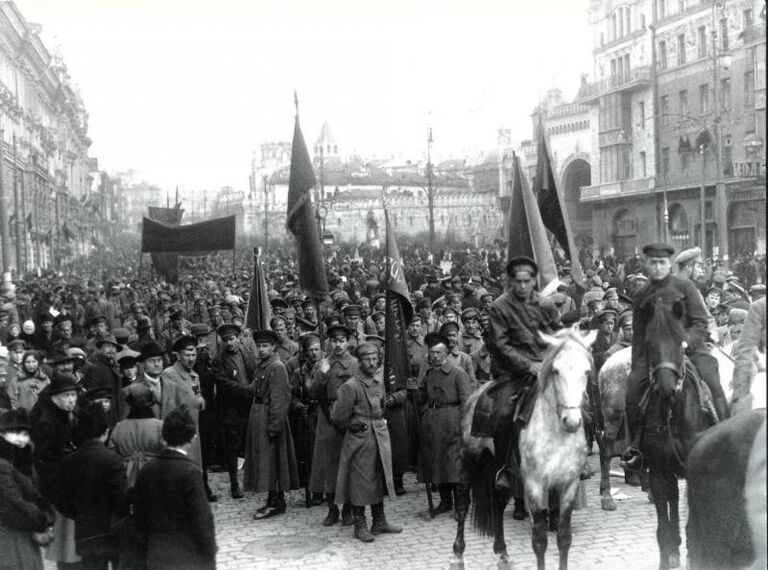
[262,174,268,255]
[426,122,435,257]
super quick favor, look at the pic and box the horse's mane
[538,327,593,392]
[645,301,685,348]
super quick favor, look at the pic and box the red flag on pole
[286,99,329,300]
[506,153,558,290]
[245,250,271,331]
[383,210,413,395]
[534,125,586,288]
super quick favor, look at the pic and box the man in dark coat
[211,323,256,499]
[413,332,473,517]
[58,402,129,570]
[243,329,300,519]
[82,335,125,426]
[134,406,217,570]
[591,309,618,373]
[623,243,728,469]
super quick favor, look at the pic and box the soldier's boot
[370,503,402,535]
[620,409,644,470]
[312,492,324,506]
[203,468,218,502]
[322,494,340,526]
[352,506,375,543]
[393,473,406,496]
[229,460,244,499]
[341,503,354,526]
[253,491,286,520]
[432,484,454,516]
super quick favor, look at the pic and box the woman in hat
[0,408,54,570]
[7,351,50,412]
[29,372,82,567]
[116,351,141,387]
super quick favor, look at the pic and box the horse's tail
[470,448,500,538]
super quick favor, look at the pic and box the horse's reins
[648,358,688,470]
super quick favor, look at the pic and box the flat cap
[506,256,538,277]
[642,242,675,258]
[424,332,449,348]
[674,247,702,267]
[253,329,279,344]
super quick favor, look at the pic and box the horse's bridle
[550,369,585,417]
[649,360,685,394]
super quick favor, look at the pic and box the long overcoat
[211,346,257,454]
[242,354,300,493]
[308,351,358,494]
[417,360,473,484]
[82,355,125,425]
[331,372,396,505]
[0,447,49,570]
[134,448,217,570]
[161,362,204,467]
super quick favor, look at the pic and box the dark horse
[686,408,766,569]
[635,299,718,570]
[452,328,595,570]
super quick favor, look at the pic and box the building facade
[0,0,108,272]
[580,0,765,261]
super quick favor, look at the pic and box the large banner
[141,215,236,253]
[147,205,184,282]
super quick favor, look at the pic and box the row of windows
[658,72,753,124]
[546,120,590,136]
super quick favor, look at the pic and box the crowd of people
[0,237,765,569]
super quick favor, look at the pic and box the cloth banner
[141,215,236,253]
[384,210,413,394]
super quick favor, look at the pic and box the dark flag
[147,205,184,283]
[383,210,413,394]
[506,153,558,289]
[285,100,329,299]
[245,250,271,331]
[141,215,236,252]
[534,126,586,288]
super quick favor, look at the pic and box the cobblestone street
[208,453,688,570]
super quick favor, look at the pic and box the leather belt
[426,401,461,409]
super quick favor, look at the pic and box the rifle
[409,385,434,518]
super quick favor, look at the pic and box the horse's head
[539,327,597,433]
[643,300,686,402]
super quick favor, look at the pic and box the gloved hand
[406,377,419,390]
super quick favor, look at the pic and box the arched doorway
[561,158,592,246]
[668,203,691,252]
[613,209,637,260]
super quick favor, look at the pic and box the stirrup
[619,447,643,470]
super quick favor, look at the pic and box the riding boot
[312,492,324,506]
[433,484,454,516]
[322,494,340,526]
[512,497,528,520]
[352,506,375,543]
[548,508,559,532]
[620,408,644,470]
[393,473,406,496]
[341,503,354,526]
[370,503,402,534]
[253,491,286,519]
[229,456,244,499]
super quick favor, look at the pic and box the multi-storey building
[580,0,765,261]
[0,0,103,271]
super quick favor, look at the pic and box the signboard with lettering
[729,161,766,178]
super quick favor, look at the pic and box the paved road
[208,453,688,570]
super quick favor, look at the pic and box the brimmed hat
[217,323,242,338]
[342,304,362,317]
[355,342,379,358]
[618,311,633,328]
[326,324,352,339]
[116,348,141,368]
[47,348,77,366]
[461,308,481,322]
[47,372,80,395]
[642,242,675,258]
[172,335,198,353]
[424,332,449,348]
[439,321,460,335]
[190,323,211,337]
[7,339,27,352]
[96,335,121,349]
[506,256,538,277]
[597,309,618,323]
[87,386,112,401]
[674,247,702,268]
[0,408,31,432]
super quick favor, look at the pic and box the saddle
[470,378,537,438]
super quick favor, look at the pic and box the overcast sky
[17,0,594,194]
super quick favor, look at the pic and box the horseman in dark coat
[243,329,300,519]
[211,323,256,499]
[309,324,358,526]
[483,256,563,519]
[622,243,728,469]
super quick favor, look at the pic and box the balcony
[581,176,655,202]
[578,66,653,105]
[740,23,766,47]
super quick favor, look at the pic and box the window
[679,89,689,117]
[723,135,733,174]
[624,53,631,78]
[698,26,707,59]
[659,40,668,70]
[743,9,753,29]
[618,8,624,37]
[639,101,646,126]
[721,78,731,111]
[625,7,631,34]
[720,18,729,51]
[699,84,710,114]
[677,34,687,65]
[658,0,667,20]
[662,147,670,176]
[640,151,647,177]
[744,71,755,106]
[661,95,670,124]
[681,149,690,170]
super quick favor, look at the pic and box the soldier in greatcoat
[243,329,300,519]
[413,332,473,517]
[309,324,358,526]
[331,343,402,543]
[211,323,256,499]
